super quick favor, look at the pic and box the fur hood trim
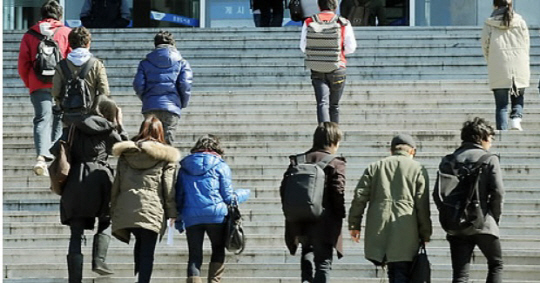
[113,141,180,163]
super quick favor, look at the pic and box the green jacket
[111,141,180,244]
[348,150,432,263]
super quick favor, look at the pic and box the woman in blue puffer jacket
[176,134,250,283]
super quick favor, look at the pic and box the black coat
[282,149,347,258]
[53,115,128,229]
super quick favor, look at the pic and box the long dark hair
[132,115,166,144]
[494,0,513,27]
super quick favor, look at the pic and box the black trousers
[387,261,413,283]
[131,228,158,283]
[186,223,226,277]
[447,234,503,283]
[68,218,109,254]
[300,237,334,283]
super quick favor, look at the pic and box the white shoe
[510,118,523,131]
[33,160,49,176]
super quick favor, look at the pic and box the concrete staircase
[3,26,540,282]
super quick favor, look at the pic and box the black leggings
[131,228,158,283]
[68,217,110,254]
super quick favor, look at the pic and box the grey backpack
[26,29,62,83]
[304,14,347,73]
[281,153,336,222]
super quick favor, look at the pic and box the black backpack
[59,57,97,116]
[289,0,303,22]
[281,153,336,222]
[433,153,493,232]
[26,29,62,83]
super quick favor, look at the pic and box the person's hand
[116,107,123,125]
[168,218,176,227]
[350,230,361,243]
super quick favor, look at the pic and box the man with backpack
[434,117,504,283]
[300,0,357,124]
[18,0,71,176]
[52,27,110,126]
[133,30,193,145]
[348,134,432,283]
[80,0,130,28]
[281,122,346,283]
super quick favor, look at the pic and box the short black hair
[154,30,175,47]
[312,122,342,150]
[41,0,63,20]
[68,27,91,49]
[318,0,338,11]
[460,117,496,144]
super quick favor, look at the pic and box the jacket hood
[113,140,181,169]
[31,18,64,34]
[146,45,183,69]
[485,12,523,29]
[180,152,223,176]
[73,115,115,135]
[67,48,93,66]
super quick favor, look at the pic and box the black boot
[67,254,83,283]
[92,233,114,275]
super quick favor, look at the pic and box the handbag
[410,242,431,283]
[348,0,370,26]
[48,126,75,195]
[225,197,245,254]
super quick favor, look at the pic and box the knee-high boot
[92,233,114,275]
[207,262,225,283]
[67,254,83,283]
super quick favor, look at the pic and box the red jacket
[18,19,71,94]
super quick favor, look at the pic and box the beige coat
[348,151,432,264]
[481,13,530,89]
[111,141,180,243]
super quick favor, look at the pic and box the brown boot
[187,276,203,283]
[207,262,225,283]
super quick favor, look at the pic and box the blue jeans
[387,261,412,283]
[493,88,525,130]
[186,223,226,277]
[447,234,503,283]
[311,68,347,124]
[144,110,179,145]
[30,90,63,159]
[300,238,334,283]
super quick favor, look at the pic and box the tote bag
[49,126,75,195]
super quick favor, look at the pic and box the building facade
[3,0,540,30]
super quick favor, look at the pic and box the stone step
[4,220,540,239]
[4,262,540,281]
[3,140,540,155]
[3,151,540,167]
[4,277,540,283]
[4,185,538,201]
[3,173,539,188]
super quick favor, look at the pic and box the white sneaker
[33,160,49,176]
[510,118,523,131]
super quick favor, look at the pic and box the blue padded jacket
[176,152,250,228]
[133,45,193,117]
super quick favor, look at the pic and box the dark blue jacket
[133,45,193,117]
[176,152,250,229]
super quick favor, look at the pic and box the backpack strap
[27,27,59,40]
[471,153,494,171]
[316,154,337,169]
[27,29,45,40]
[78,57,97,80]
[59,59,72,81]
